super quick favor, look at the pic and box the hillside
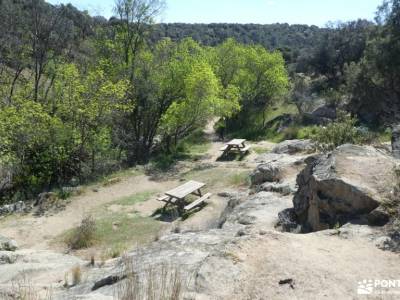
[2,0,400,299]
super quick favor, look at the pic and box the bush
[55,188,72,200]
[313,112,364,151]
[67,216,97,250]
[296,126,320,139]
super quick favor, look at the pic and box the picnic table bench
[157,180,212,213]
[220,139,251,156]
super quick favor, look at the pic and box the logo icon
[358,280,374,295]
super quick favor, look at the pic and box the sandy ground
[230,230,400,300]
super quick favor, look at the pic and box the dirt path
[0,121,274,250]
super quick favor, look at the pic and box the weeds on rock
[115,256,186,300]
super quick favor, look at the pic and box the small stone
[0,251,17,264]
[0,235,18,251]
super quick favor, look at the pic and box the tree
[0,62,128,200]
[0,0,30,102]
[114,0,165,69]
[51,63,128,177]
[346,0,400,124]
[28,0,77,101]
[160,62,240,151]
[112,38,239,163]
[291,73,312,116]
[211,39,289,130]
[310,20,373,88]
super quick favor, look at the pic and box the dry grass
[71,265,82,286]
[0,273,53,300]
[115,256,187,300]
[56,191,161,257]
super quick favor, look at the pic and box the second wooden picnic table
[220,139,251,156]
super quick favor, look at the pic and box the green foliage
[312,112,363,150]
[0,62,128,200]
[223,102,298,142]
[296,126,321,139]
[151,23,327,67]
[345,1,400,125]
[160,60,240,141]
[55,188,73,200]
[149,130,211,171]
[210,39,290,131]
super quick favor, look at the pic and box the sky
[48,0,383,27]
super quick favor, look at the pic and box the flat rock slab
[272,139,316,155]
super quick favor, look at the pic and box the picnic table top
[226,139,246,146]
[165,180,205,199]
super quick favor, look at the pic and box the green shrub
[55,188,72,200]
[296,126,320,139]
[313,112,363,151]
[67,215,97,250]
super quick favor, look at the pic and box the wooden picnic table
[220,139,251,156]
[158,180,211,213]
[165,180,204,199]
[227,139,246,147]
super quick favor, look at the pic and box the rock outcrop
[0,201,28,216]
[251,152,307,187]
[293,144,396,232]
[392,125,400,158]
[303,104,336,125]
[250,162,282,185]
[0,249,83,299]
[0,165,13,199]
[272,139,315,155]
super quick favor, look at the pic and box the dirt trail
[0,121,273,250]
